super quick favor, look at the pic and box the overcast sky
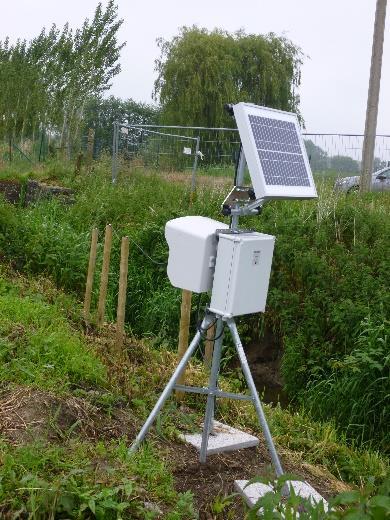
[1,0,388,133]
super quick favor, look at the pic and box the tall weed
[304,316,389,450]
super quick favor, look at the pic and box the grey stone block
[181,420,259,455]
[235,478,328,514]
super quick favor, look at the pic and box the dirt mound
[0,387,137,445]
[0,180,21,203]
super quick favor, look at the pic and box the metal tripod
[129,311,284,477]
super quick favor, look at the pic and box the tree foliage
[82,96,160,150]
[304,139,329,171]
[330,155,359,173]
[0,1,124,149]
[304,140,386,175]
[154,26,303,127]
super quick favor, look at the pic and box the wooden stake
[204,322,216,367]
[97,224,113,327]
[83,228,98,323]
[175,289,192,399]
[87,128,95,167]
[74,151,83,177]
[116,236,130,348]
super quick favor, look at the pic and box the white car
[334,167,390,193]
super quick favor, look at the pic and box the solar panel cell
[248,114,310,187]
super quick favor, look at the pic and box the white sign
[183,147,192,155]
[121,127,129,135]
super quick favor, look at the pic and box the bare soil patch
[0,179,74,206]
[243,327,289,407]
[123,166,232,190]
[0,180,21,203]
[0,386,137,445]
[167,438,350,518]
[160,171,231,189]
[0,383,350,518]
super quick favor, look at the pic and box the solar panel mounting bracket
[221,185,265,216]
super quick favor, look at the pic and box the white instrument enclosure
[209,232,275,318]
[233,102,317,200]
[165,216,229,293]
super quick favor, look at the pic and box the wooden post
[175,289,192,399]
[204,322,216,367]
[83,228,98,323]
[87,128,95,167]
[116,236,130,348]
[97,224,113,327]
[175,182,197,397]
[74,151,83,177]
[360,0,387,192]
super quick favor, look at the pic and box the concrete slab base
[235,479,328,513]
[181,420,259,455]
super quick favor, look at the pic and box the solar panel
[233,103,317,199]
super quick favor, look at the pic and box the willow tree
[154,27,303,127]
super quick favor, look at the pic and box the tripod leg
[199,317,224,463]
[226,318,284,477]
[129,317,211,454]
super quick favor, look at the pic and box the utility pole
[360,0,387,192]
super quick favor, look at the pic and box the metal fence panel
[112,122,390,184]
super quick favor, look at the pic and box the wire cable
[112,228,167,266]
[195,293,225,341]
[127,235,167,266]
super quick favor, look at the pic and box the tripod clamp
[221,186,266,218]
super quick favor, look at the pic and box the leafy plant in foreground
[244,475,390,519]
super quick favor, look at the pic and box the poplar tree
[0,1,124,152]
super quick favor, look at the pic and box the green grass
[0,158,388,453]
[0,268,106,392]
[0,439,195,519]
[313,169,358,181]
[0,269,196,518]
[0,267,388,518]
[0,157,78,185]
[303,316,389,452]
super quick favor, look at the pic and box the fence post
[116,236,130,349]
[74,151,83,177]
[38,131,45,162]
[83,228,99,323]
[87,128,95,167]
[190,136,200,202]
[175,289,192,400]
[204,323,216,367]
[112,122,119,183]
[97,224,113,327]
[175,157,200,397]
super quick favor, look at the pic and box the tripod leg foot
[129,317,211,454]
[199,318,224,463]
[227,318,284,477]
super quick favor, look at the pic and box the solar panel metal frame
[233,102,317,199]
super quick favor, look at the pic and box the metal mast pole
[360,0,387,193]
